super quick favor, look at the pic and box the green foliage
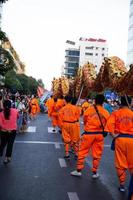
[0,30,8,42]
[28,76,39,95]
[4,70,39,95]
[37,78,44,88]
[0,47,17,76]
[5,70,23,91]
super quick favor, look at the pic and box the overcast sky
[2,0,130,90]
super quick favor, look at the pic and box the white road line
[104,144,110,147]
[15,140,110,147]
[15,141,63,145]
[26,126,36,133]
[58,158,67,167]
[48,127,58,133]
[67,192,79,200]
[55,143,61,149]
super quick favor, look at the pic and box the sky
[2,0,130,90]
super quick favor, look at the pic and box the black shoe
[3,157,11,164]
[74,155,78,160]
[58,130,62,134]
[64,155,70,159]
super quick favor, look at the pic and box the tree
[0,47,17,76]
[5,70,23,92]
[37,78,44,88]
[28,76,39,95]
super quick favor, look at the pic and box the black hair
[3,100,11,120]
[64,95,72,103]
[53,97,58,102]
[120,96,131,107]
[95,94,105,105]
[71,97,77,105]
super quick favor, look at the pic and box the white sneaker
[92,173,99,179]
[70,170,82,177]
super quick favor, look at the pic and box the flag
[37,86,44,98]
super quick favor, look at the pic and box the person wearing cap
[0,100,18,164]
[105,96,133,192]
[71,94,110,178]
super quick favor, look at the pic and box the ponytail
[3,100,11,120]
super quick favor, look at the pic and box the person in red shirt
[105,96,133,192]
[71,94,110,178]
[0,100,18,164]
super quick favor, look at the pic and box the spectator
[0,100,18,164]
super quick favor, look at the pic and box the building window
[85,46,94,50]
[96,47,99,50]
[85,52,93,56]
[102,48,105,50]
[102,54,104,56]
[95,53,98,56]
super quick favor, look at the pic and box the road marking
[55,143,61,149]
[104,144,110,147]
[26,126,36,132]
[48,127,58,133]
[58,158,67,167]
[67,192,79,200]
[15,140,110,148]
[15,141,63,145]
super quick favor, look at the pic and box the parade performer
[105,96,133,192]
[0,100,18,164]
[30,95,40,120]
[71,94,110,178]
[59,96,80,158]
[49,97,59,132]
[55,95,66,132]
[81,99,91,114]
[45,95,54,118]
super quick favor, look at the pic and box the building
[63,48,80,77]
[79,37,108,72]
[127,0,133,66]
[63,37,108,77]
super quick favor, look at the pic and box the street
[0,114,129,200]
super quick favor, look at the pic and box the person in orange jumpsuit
[55,95,66,133]
[59,96,80,158]
[71,94,110,178]
[81,99,91,114]
[30,95,40,120]
[105,96,133,192]
[49,97,59,132]
[45,95,54,118]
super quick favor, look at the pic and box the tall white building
[63,37,108,77]
[79,37,108,72]
[127,0,133,66]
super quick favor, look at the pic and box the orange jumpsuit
[49,101,59,128]
[59,103,80,156]
[30,98,40,118]
[45,98,54,118]
[56,99,66,128]
[105,108,133,186]
[81,101,90,114]
[77,105,110,173]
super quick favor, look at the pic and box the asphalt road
[0,114,130,200]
